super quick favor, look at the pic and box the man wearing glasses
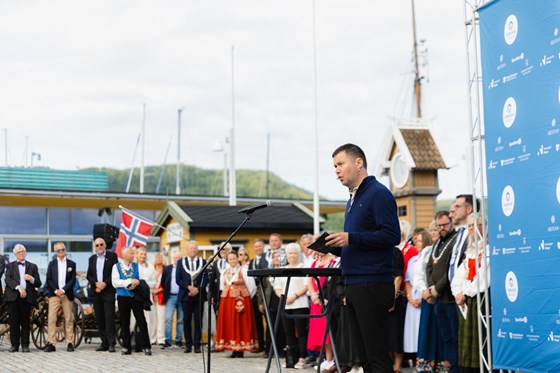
[87,237,119,352]
[45,242,77,352]
[426,210,458,372]
[3,244,42,352]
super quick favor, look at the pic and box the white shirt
[273,264,309,310]
[412,247,432,291]
[57,257,68,291]
[111,261,134,289]
[137,261,156,288]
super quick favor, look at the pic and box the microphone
[238,200,272,214]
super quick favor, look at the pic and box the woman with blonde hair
[150,252,167,346]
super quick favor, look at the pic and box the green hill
[84,164,313,199]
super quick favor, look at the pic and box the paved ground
[0,338,416,373]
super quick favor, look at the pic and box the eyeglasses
[55,248,66,253]
[14,251,25,254]
[238,253,247,256]
[95,244,105,247]
[436,222,451,228]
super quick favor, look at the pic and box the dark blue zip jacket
[332,175,401,284]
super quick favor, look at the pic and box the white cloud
[0,0,471,202]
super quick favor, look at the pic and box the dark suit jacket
[249,256,268,299]
[161,264,175,305]
[86,250,119,301]
[46,257,77,301]
[3,260,42,304]
[176,257,208,303]
[0,255,5,295]
[426,230,458,303]
[249,256,269,271]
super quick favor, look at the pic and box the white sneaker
[320,360,334,371]
[350,366,363,373]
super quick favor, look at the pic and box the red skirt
[215,294,259,352]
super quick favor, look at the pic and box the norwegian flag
[115,210,154,258]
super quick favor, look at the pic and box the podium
[248,267,342,373]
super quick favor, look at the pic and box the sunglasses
[55,248,66,253]
[95,244,105,247]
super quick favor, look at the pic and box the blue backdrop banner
[479,0,560,371]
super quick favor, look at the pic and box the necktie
[449,227,465,279]
[190,258,194,270]
[18,261,25,266]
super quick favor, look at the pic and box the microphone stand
[192,212,254,373]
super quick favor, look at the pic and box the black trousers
[282,307,309,360]
[118,296,150,350]
[252,295,265,349]
[345,282,394,373]
[9,297,31,348]
[182,298,203,348]
[92,293,116,348]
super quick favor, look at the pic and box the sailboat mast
[411,0,422,118]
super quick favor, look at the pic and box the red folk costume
[400,242,418,290]
[215,265,259,352]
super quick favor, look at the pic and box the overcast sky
[0,1,472,201]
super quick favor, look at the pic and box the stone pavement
[0,338,416,373]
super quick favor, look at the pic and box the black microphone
[238,200,272,214]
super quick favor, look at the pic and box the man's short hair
[269,233,282,241]
[332,143,368,169]
[434,210,450,220]
[456,194,481,213]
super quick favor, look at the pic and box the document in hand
[307,231,334,254]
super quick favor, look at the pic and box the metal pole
[176,107,184,195]
[140,103,146,193]
[229,46,237,206]
[4,128,7,167]
[312,0,320,235]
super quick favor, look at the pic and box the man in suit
[86,237,119,352]
[176,240,208,353]
[264,233,284,266]
[0,249,5,296]
[3,244,42,352]
[45,242,77,352]
[208,242,232,316]
[160,250,183,348]
[249,239,268,352]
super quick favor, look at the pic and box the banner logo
[502,185,515,216]
[504,14,519,45]
[557,176,560,204]
[505,271,519,302]
[503,97,517,128]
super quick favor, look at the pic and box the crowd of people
[0,143,491,373]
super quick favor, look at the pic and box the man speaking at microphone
[324,143,400,373]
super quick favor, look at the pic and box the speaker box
[93,224,120,248]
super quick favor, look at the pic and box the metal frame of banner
[463,1,494,372]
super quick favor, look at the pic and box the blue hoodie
[331,175,401,284]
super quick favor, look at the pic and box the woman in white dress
[403,224,434,356]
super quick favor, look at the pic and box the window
[4,239,49,283]
[0,207,47,234]
[398,205,407,217]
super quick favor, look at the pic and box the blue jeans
[164,294,183,345]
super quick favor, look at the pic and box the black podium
[248,267,342,373]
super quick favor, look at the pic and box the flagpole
[118,205,189,243]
